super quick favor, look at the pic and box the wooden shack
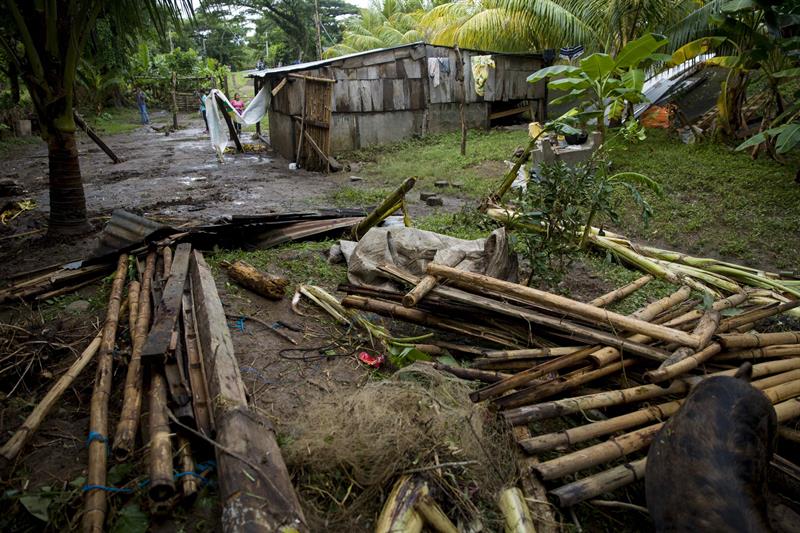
[249,42,548,171]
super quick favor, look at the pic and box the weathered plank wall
[263,43,546,159]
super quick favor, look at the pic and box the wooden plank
[141,243,192,360]
[291,115,329,129]
[402,58,422,78]
[271,77,288,96]
[189,251,307,532]
[288,73,335,83]
[489,107,528,120]
[182,284,213,436]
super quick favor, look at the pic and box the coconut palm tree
[0,1,189,236]
[420,0,713,54]
[324,0,426,57]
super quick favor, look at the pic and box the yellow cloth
[471,55,495,97]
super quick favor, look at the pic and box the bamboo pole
[550,458,647,507]
[719,331,800,350]
[351,177,416,239]
[375,475,425,533]
[662,292,747,329]
[0,332,103,462]
[590,275,653,308]
[379,264,671,362]
[644,343,723,383]
[176,435,200,502]
[148,370,175,506]
[128,281,140,338]
[498,487,536,533]
[82,254,129,533]
[113,251,156,461]
[494,359,636,410]
[716,344,800,361]
[779,426,800,444]
[402,252,465,308]
[162,246,173,275]
[427,264,699,348]
[718,299,800,332]
[752,368,800,390]
[503,380,691,426]
[470,346,600,403]
[182,286,213,436]
[761,380,800,405]
[588,286,693,367]
[512,426,558,533]
[482,346,586,359]
[431,362,513,383]
[520,399,683,455]
[774,398,800,422]
[533,423,662,480]
[415,494,459,533]
[658,310,720,368]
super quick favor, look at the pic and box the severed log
[0,332,102,462]
[589,275,653,308]
[351,177,416,239]
[182,285,213,435]
[113,251,156,460]
[378,264,671,362]
[190,250,306,532]
[716,344,800,361]
[342,295,523,347]
[644,343,722,383]
[223,260,288,300]
[82,254,128,533]
[415,494,459,533]
[141,243,192,360]
[520,399,683,455]
[432,362,513,383]
[426,264,701,348]
[494,359,637,410]
[512,426,558,533]
[658,310,720,368]
[74,111,122,164]
[498,487,536,533]
[176,435,200,502]
[148,369,175,508]
[402,251,466,308]
[718,331,800,350]
[375,476,424,533]
[550,458,647,507]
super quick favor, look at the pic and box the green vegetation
[86,108,142,135]
[343,129,530,199]
[207,240,346,292]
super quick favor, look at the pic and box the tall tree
[0,1,189,236]
[324,0,426,57]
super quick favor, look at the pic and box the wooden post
[73,111,122,164]
[190,251,307,532]
[254,78,261,136]
[295,78,307,165]
[171,71,179,129]
[215,94,243,153]
[454,46,467,156]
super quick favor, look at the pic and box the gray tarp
[341,226,518,290]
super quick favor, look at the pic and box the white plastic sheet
[206,87,270,160]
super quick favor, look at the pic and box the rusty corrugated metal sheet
[93,210,170,257]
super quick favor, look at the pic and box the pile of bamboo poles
[339,259,800,522]
[1,245,306,532]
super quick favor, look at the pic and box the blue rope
[81,484,134,494]
[228,317,246,332]
[85,431,110,456]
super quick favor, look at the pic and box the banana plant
[527,32,669,140]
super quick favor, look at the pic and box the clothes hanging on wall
[427,57,452,87]
[471,55,495,96]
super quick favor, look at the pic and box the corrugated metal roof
[248,42,543,78]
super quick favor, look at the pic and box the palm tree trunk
[45,121,90,235]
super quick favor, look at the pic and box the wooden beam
[288,73,335,83]
[271,77,288,96]
[291,115,330,129]
[489,107,528,121]
[189,251,307,532]
[73,111,122,164]
[215,94,243,153]
[141,243,192,360]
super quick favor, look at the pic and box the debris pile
[333,237,800,526]
[1,244,307,532]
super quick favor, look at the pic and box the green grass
[606,129,800,271]
[327,186,391,207]
[341,129,529,200]
[207,240,346,293]
[82,107,142,135]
